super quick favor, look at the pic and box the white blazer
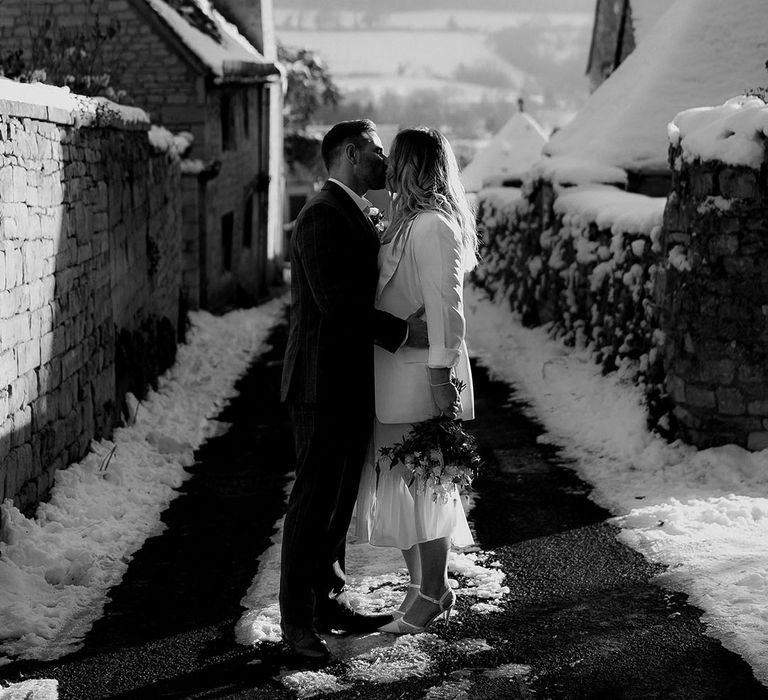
[374,210,475,424]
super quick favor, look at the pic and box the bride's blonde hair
[386,127,478,270]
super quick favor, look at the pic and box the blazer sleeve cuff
[427,347,461,368]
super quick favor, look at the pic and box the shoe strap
[417,589,452,607]
[397,618,424,632]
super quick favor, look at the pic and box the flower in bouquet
[378,379,482,503]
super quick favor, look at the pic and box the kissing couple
[279,119,478,665]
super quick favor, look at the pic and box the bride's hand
[431,381,461,419]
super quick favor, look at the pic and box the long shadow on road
[466,359,768,700]
[3,320,295,699]
[4,323,768,700]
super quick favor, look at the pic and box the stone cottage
[0,0,284,311]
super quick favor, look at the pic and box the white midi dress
[354,210,475,550]
[355,419,474,549]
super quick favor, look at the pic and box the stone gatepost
[657,98,768,450]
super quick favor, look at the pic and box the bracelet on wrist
[429,381,453,387]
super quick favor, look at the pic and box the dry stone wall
[658,147,768,449]
[472,183,668,427]
[473,137,768,450]
[0,90,182,511]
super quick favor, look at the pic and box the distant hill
[274,0,595,13]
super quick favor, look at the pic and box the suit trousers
[279,401,373,628]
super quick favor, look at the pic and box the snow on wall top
[461,113,548,192]
[554,184,666,237]
[545,0,768,175]
[144,0,272,77]
[477,186,524,212]
[529,156,628,187]
[0,77,149,128]
[669,96,768,169]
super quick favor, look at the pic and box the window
[242,91,250,140]
[222,212,234,271]
[221,93,235,151]
[243,194,253,249]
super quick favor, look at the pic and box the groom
[279,119,427,663]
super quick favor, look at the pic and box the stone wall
[0,0,203,133]
[0,0,285,312]
[0,88,182,511]
[657,148,768,449]
[473,146,768,449]
[473,184,668,423]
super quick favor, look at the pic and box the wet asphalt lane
[2,314,767,699]
[465,368,768,700]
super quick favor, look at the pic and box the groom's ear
[343,142,358,164]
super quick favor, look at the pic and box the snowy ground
[2,285,767,696]
[0,298,287,671]
[464,285,768,687]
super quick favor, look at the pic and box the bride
[356,126,478,634]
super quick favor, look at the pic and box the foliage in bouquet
[378,380,482,503]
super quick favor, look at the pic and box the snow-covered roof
[143,0,278,79]
[670,96,768,169]
[461,112,548,192]
[630,0,673,44]
[545,0,768,175]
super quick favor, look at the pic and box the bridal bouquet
[378,381,482,503]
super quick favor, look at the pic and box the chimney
[215,0,277,60]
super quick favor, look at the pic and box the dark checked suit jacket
[280,180,407,407]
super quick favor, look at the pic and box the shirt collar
[328,177,373,213]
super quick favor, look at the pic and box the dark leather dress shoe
[280,622,331,665]
[315,592,395,633]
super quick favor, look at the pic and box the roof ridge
[164,0,222,43]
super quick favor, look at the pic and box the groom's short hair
[321,119,377,170]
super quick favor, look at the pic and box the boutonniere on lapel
[366,206,387,237]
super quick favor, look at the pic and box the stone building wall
[0,0,204,134]
[202,84,274,309]
[0,88,182,511]
[0,0,285,312]
[657,148,768,449]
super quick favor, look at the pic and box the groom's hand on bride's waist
[404,305,428,349]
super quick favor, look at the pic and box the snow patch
[0,679,58,699]
[464,284,768,686]
[0,298,287,663]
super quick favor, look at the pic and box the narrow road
[3,312,766,699]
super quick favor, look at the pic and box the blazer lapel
[376,221,412,301]
[323,181,380,243]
